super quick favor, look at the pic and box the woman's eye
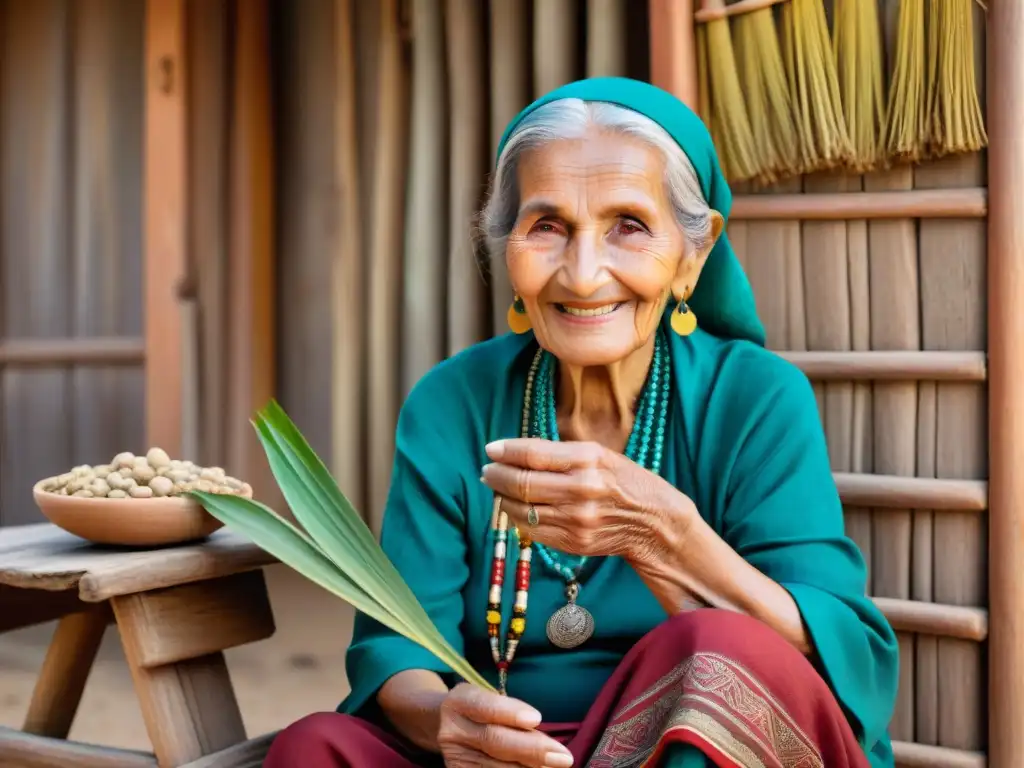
[531,220,562,235]
[616,218,647,235]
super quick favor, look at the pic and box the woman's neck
[555,336,657,451]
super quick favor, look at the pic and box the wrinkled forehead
[515,131,671,210]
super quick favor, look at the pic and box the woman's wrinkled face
[506,129,699,367]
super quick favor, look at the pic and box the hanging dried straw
[925,0,988,158]
[733,1,799,184]
[696,1,760,182]
[833,0,887,172]
[779,0,852,173]
[883,0,926,163]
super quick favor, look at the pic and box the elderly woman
[266,78,898,768]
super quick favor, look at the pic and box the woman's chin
[541,336,640,367]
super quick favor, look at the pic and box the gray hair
[479,99,713,264]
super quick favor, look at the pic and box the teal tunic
[340,322,899,768]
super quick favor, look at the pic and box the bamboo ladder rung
[731,188,987,221]
[0,337,145,366]
[873,597,988,642]
[780,350,986,382]
[892,740,987,768]
[834,473,987,511]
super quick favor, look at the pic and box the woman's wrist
[633,489,812,654]
[625,486,709,611]
[626,482,696,573]
[377,669,449,753]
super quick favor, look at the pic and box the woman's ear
[670,210,724,300]
[707,210,725,251]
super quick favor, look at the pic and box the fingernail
[516,708,542,728]
[485,440,506,459]
[544,752,574,768]
[481,463,495,479]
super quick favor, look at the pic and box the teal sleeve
[720,356,899,754]
[339,369,473,716]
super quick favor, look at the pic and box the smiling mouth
[556,302,624,318]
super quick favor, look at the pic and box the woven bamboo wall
[0,0,145,527]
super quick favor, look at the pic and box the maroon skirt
[265,609,869,768]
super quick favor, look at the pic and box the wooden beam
[694,0,786,23]
[987,2,1024,764]
[227,0,276,501]
[332,0,365,510]
[145,0,188,457]
[0,524,274,601]
[730,188,987,221]
[835,473,987,512]
[112,571,274,668]
[648,0,698,110]
[0,726,157,768]
[874,597,988,642]
[892,740,986,768]
[778,350,986,382]
[0,338,144,366]
[23,607,111,739]
[189,0,231,468]
[0,585,95,633]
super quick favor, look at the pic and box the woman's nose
[560,231,608,297]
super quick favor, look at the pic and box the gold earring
[507,295,532,334]
[670,293,697,336]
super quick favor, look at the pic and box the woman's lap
[263,711,436,768]
[264,610,865,768]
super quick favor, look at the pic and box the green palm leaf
[251,409,450,647]
[192,402,494,692]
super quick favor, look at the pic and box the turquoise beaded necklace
[523,328,672,649]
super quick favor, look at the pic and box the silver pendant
[546,581,595,649]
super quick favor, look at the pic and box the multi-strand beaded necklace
[487,329,672,693]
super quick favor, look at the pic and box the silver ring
[527,504,540,527]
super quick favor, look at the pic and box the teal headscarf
[496,77,766,346]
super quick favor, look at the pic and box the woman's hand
[482,439,813,652]
[481,438,694,568]
[438,684,574,768]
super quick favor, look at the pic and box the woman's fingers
[499,499,562,537]
[498,499,592,555]
[482,462,610,505]
[440,686,575,768]
[442,748,528,768]
[445,684,541,729]
[485,438,605,471]
[441,717,573,768]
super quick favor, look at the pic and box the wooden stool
[0,523,281,767]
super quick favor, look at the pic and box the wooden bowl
[33,478,249,547]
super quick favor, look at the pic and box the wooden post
[227,0,275,498]
[648,0,698,110]
[987,3,1024,766]
[332,0,365,510]
[144,0,187,457]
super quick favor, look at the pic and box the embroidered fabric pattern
[587,652,823,768]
